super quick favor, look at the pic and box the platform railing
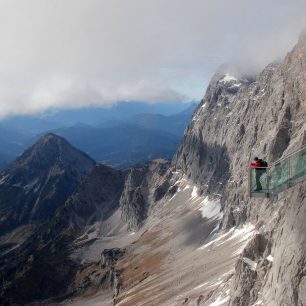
[249,146,306,197]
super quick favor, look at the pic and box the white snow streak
[251,300,263,306]
[198,229,235,250]
[198,223,255,251]
[220,75,237,83]
[24,178,39,192]
[199,197,222,220]
[191,186,198,198]
[183,184,191,190]
[242,257,257,270]
[193,282,208,290]
[209,295,229,306]
[225,224,255,243]
[0,174,9,185]
[266,254,274,262]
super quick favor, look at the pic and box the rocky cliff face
[170,32,306,305]
[0,133,95,233]
[119,159,171,230]
[50,163,125,236]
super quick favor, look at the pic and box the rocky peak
[7,133,95,176]
[0,133,95,233]
[196,66,252,119]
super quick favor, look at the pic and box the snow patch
[209,295,229,306]
[0,174,9,185]
[24,178,39,192]
[193,282,208,290]
[116,296,132,306]
[242,257,257,270]
[198,223,255,251]
[251,300,263,306]
[199,197,222,220]
[174,177,187,185]
[198,228,235,250]
[210,222,221,235]
[266,254,273,262]
[226,224,255,243]
[220,75,237,83]
[169,192,178,202]
[191,186,199,198]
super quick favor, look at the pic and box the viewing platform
[249,146,306,197]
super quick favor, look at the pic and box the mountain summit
[8,133,95,172]
[0,133,95,233]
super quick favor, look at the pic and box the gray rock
[101,248,125,267]
[172,31,306,305]
[120,159,171,230]
[0,133,95,234]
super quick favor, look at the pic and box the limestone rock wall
[173,32,306,305]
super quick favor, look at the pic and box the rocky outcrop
[120,166,149,230]
[229,233,271,305]
[69,248,125,300]
[101,248,125,268]
[101,248,125,297]
[120,159,170,230]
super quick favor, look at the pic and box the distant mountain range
[0,124,31,169]
[52,124,180,168]
[0,101,197,170]
[2,101,196,133]
[100,102,196,136]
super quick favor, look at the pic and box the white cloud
[0,0,305,118]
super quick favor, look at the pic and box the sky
[0,0,305,118]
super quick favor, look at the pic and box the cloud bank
[0,0,305,118]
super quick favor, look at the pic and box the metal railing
[249,146,306,197]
